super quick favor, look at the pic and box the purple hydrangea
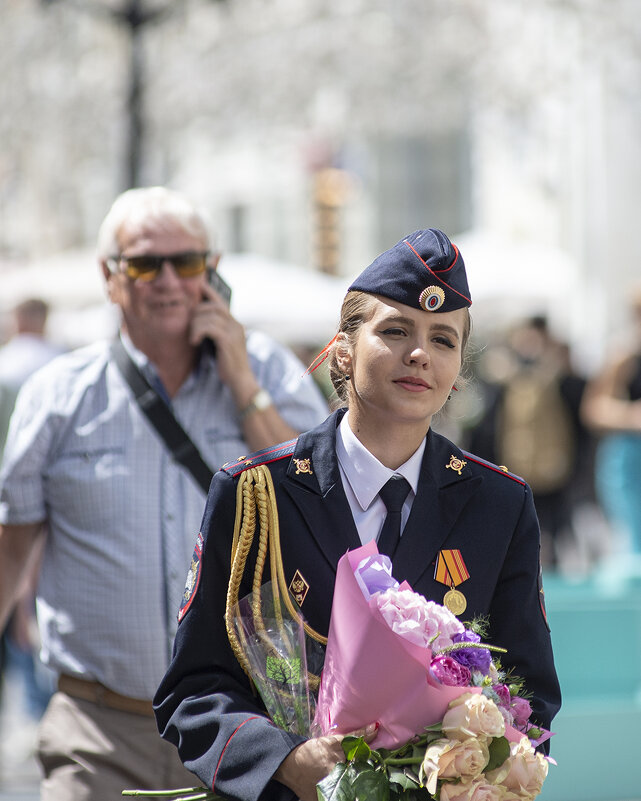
[451,630,492,675]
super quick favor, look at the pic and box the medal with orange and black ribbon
[434,549,469,616]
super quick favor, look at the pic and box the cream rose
[439,779,507,801]
[420,737,489,794]
[485,737,549,800]
[442,693,506,741]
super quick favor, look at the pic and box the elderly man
[0,187,328,800]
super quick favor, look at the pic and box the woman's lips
[394,376,431,391]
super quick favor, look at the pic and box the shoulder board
[221,438,298,477]
[461,450,526,485]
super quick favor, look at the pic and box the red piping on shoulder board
[461,452,526,485]
[223,439,298,475]
[213,716,262,790]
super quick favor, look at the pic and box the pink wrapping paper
[313,541,482,750]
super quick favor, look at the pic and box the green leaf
[352,767,390,801]
[388,769,421,791]
[485,736,511,773]
[341,736,372,763]
[317,762,355,801]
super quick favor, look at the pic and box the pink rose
[439,779,507,801]
[420,738,489,794]
[510,696,532,729]
[485,738,549,800]
[431,655,472,687]
[493,684,511,708]
[375,588,465,650]
[442,693,506,741]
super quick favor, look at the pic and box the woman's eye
[434,336,455,349]
[380,327,406,336]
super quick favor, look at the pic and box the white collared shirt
[335,412,426,545]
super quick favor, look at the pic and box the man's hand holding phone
[190,264,258,402]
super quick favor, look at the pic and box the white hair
[96,186,212,260]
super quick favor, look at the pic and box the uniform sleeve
[487,483,561,736]
[153,469,305,801]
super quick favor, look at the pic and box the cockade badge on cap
[419,285,445,312]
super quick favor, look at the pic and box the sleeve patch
[178,532,203,623]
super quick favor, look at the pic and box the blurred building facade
[1,0,641,365]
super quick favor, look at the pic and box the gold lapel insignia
[289,569,310,606]
[446,455,467,476]
[293,457,313,475]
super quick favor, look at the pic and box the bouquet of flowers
[313,541,553,801]
[124,543,553,801]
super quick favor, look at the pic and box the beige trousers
[37,691,200,801]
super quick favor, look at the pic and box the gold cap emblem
[419,285,445,312]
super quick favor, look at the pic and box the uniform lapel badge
[434,549,470,616]
[293,457,313,476]
[289,569,310,606]
[446,454,467,476]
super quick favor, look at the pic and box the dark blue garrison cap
[348,228,472,313]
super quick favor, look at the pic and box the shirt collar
[336,412,426,512]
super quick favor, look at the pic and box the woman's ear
[334,333,352,376]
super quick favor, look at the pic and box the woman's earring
[344,374,351,381]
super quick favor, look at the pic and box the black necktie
[377,475,411,559]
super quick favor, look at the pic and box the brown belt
[58,673,154,717]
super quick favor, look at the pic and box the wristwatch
[239,388,273,420]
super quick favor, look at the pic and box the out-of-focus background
[1,1,641,799]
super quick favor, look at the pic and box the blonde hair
[327,291,472,404]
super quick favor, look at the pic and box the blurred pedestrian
[0,186,329,800]
[581,290,641,559]
[0,298,62,743]
[0,298,63,458]
[467,315,589,568]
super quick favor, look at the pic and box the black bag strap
[110,338,214,494]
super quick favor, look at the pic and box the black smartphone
[201,267,232,357]
[206,266,232,306]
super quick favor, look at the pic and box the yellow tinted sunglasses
[108,251,209,282]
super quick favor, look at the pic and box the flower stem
[122,791,201,797]
[384,757,423,766]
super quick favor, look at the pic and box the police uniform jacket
[154,409,561,801]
